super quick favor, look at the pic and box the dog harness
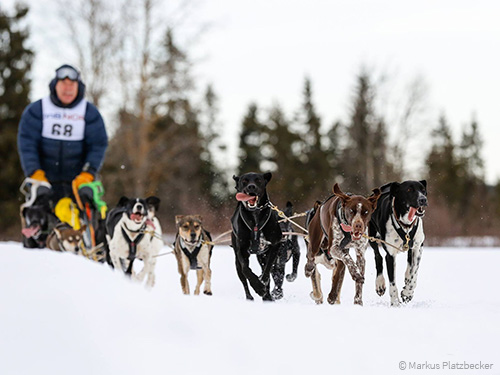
[390,213,419,253]
[178,236,204,270]
[237,204,273,254]
[121,224,149,275]
[318,198,353,261]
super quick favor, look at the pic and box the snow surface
[1,241,499,375]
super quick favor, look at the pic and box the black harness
[390,212,419,252]
[178,236,203,270]
[319,198,352,261]
[121,224,148,275]
[232,201,277,255]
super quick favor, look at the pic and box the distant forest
[1,2,499,244]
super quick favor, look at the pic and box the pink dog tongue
[130,213,142,221]
[22,226,40,238]
[236,193,255,202]
[408,207,417,222]
[340,223,352,232]
[146,218,155,230]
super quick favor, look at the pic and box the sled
[72,180,108,261]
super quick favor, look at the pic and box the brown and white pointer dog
[305,183,381,306]
[173,215,213,296]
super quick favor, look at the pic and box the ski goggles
[56,67,79,81]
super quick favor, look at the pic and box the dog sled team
[16,64,429,307]
[19,169,428,307]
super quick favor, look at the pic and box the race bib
[41,96,87,141]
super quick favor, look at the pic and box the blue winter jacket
[17,79,108,182]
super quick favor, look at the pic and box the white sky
[5,0,500,183]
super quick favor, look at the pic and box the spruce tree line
[1,2,499,239]
[0,4,33,237]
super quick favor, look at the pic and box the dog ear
[263,172,272,183]
[332,183,350,202]
[146,196,160,212]
[175,215,184,226]
[368,188,382,210]
[194,215,203,223]
[54,227,62,239]
[313,200,322,211]
[389,182,400,196]
[233,175,240,189]
[79,224,87,233]
[117,196,129,207]
[419,180,427,191]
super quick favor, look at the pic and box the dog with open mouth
[106,196,162,287]
[231,172,283,301]
[20,194,58,249]
[368,180,428,306]
[304,183,381,305]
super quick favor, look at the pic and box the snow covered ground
[1,241,499,375]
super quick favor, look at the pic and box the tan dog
[305,183,381,306]
[174,215,213,295]
[46,222,86,254]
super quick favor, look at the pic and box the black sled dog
[231,172,282,301]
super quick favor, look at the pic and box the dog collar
[336,200,352,232]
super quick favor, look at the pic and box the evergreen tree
[263,104,303,202]
[425,115,461,205]
[237,103,265,175]
[456,117,488,231]
[297,77,331,196]
[199,84,229,205]
[102,27,207,222]
[342,72,377,193]
[0,4,33,237]
[324,120,342,180]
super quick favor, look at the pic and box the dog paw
[401,289,413,303]
[304,261,315,278]
[310,292,323,305]
[271,288,283,300]
[327,295,337,305]
[263,292,274,302]
[245,293,254,301]
[204,290,212,296]
[375,275,386,296]
[286,272,297,282]
[354,298,363,306]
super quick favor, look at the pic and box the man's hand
[73,171,94,189]
[31,169,48,182]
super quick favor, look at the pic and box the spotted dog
[305,183,381,305]
[231,172,282,301]
[46,222,86,253]
[106,196,162,287]
[174,215,213,296]
[368,180,427,306]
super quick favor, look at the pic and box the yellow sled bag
[55,197,81,230]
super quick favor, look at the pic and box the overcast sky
[5,0,500,183]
